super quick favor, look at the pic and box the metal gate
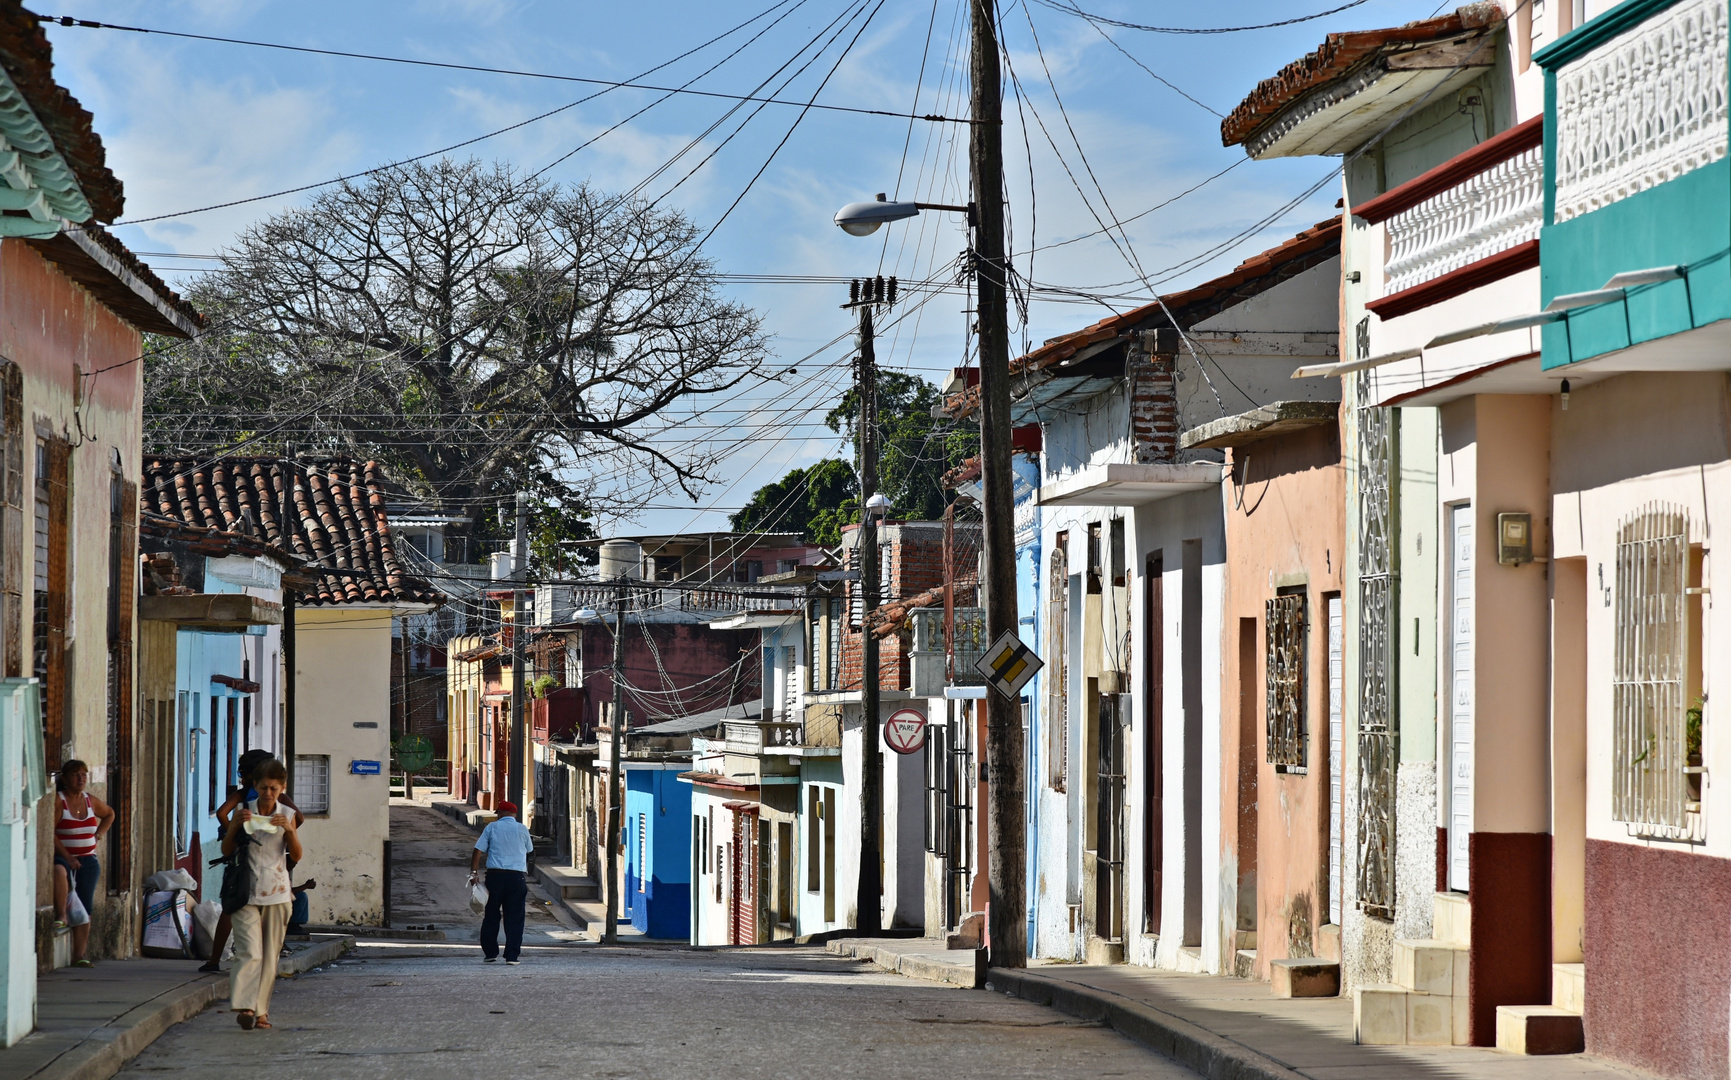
[1447,504,1474,891]
[1355,373,1398,918]
[946,705,973,924]
[1094,693,1125,940]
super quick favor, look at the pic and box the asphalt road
[386,800,575,945]
[116,943,1204,1079]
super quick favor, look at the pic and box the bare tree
[148,158,770,531]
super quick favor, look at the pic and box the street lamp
[834,193,975,236]
[864,492,892,519]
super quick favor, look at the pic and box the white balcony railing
[1553,0,1728,224]
[536,581,796,624]
[1382,143,1542,295]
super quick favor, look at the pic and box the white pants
[230,902,289,1015]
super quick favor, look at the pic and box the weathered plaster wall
[1218,421,1345,980]
[292,606,393,925]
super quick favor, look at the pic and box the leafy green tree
[730,374,977,545]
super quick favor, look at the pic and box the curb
[983,968,1308,1080]
[824,939,986,989]
[277,935,353,978]
[22,937,355,1080]
[22,975,226,1080]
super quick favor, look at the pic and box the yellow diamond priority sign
[971,630,1044,699]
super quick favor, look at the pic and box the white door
[1448,504,1474,892]
[1327,596,1344,926]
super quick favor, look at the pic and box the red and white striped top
[56,794,98,857]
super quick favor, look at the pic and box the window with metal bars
[294,755,330,814]
[1612,504,1697,834]
[1266,590,1307,769]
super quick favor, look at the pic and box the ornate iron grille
[1613,504,1690,831]
[1355,374,1398,918]
[1266,592,1307,767]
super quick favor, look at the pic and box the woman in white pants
[221,759,302,1030]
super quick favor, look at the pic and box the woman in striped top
[53,760,113,968]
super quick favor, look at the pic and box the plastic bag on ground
[143,869,198,893]
[192,899,231,961]
[469,880,489,914]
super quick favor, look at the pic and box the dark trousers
[480,869,527,960]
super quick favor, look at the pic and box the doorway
[1143,552,1163,935]
[1094,693,1125,941]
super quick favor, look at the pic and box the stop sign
[884,708,928,755]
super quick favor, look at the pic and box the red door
[730,808,758,945]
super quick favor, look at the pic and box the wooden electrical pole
[852,278,883,935]
[508,491,528,812]
[603,576,628,945]
[971,0,1026,968]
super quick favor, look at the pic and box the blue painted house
[623,762,691,939]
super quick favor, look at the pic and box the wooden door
[730,807,758,944]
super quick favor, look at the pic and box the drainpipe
[283,593,296,792]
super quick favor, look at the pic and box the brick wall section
[838,522,970,692]
[1130,338,1179,463]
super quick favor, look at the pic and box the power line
[1026,0,1374,34]
[38,13,971,122]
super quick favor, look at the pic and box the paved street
[114,944,1197,1079]
[387,801,575,945]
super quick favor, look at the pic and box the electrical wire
[1027,0,1374,34]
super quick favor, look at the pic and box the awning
[1037,463,1223,507]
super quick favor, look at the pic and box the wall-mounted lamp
[1497,512,1534,566]
[1560,378,1570,411]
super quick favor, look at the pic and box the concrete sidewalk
[840,940,1656,1080]
[0,934,350,1080]
[825,937,987,989]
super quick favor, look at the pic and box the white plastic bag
[191,900,231,961]
[65,888,88,927]
[143,869,198,893]
[469,879,489,914]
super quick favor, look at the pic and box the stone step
[1355,985,1470,1047]
[1233,948,1256,980]
[534,862,600,900]
[1271,958,1339,998]
[1434,891,1471,948]
[1552,962,1585,1014]
[1393,938,1469,997]
[1172,946,1206,974]
[1496,1005,1585,1055]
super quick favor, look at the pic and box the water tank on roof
[598,540,642,582]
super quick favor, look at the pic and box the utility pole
[970,0,1025,968]
[508,492,528,812]
[847,276,893,934]
[603,576,628,945]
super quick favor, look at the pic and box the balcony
[1356,117,1543,321]
[909,607,988,697]
[535,581,799,625]
[1536,0,1731,369]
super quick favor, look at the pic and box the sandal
[71,959,92,968]
[50,921,65,932]
[254,1016,271,1030]
[236,1010,255,1030]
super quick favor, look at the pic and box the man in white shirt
[468,800,534,964]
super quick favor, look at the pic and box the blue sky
[43,0,1436,535]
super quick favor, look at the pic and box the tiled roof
[27,224,204,336]
[0,3,122,222]
[943,218,1342,418]
[141,456,443,608]
[1220,4,1503,150]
